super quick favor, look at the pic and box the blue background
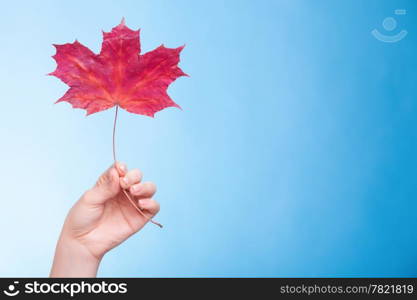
[0,0,416,277]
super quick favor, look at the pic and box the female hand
[50,162,160,277]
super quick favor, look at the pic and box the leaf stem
[112,105,119,162]
[112,105,163,228]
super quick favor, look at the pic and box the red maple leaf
[50,19,187,117]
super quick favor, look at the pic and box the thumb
[83,162,127,205]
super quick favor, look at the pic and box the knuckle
[82,189,93,201]
[132,168,143,180]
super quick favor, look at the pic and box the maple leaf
[49,19,187,228]
[50,19,187,117]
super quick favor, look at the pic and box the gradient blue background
[0,0,416,277]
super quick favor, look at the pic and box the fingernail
[139,199,147,207]
[119,163,127,173]
[132,184,141,192]
[123,177,129,184]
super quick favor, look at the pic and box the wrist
[50,234,101,277]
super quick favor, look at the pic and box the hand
[50,162,160,277]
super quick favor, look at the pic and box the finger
[130,182,157,198]
[114,161,127,177]
[138,198,160,216]
[120,168,142,189]
[84,165,120,204]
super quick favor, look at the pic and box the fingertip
[115,161,127,176]
[139,198,160,215]
[146,182,157,195]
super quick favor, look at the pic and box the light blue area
[0,0,416,277]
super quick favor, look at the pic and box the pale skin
[50,162,160,277]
